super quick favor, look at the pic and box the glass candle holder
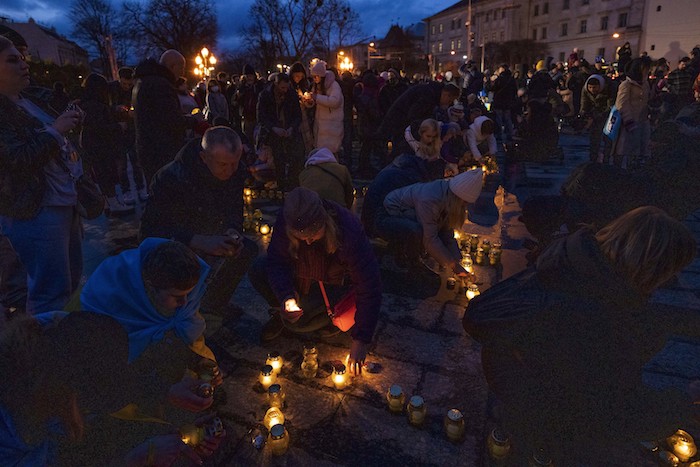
[446,277,457,290]
[444,409,465,441]
[487,428,512,460]
[453,229,462,240]
[197,359,220,383]
[253,209,263,221]
[489,249,501,266]
[267,384,286,408]
[529,448,554,466]
[196,382,214,398]
[277,190,284,200]
[263,407,285,430]
[268,424,290,456]
[362,186,368,197]
[300,356,318,378]
[667,429,697,462]
[492,241,502,251]
[407,395,427,426]
[266,351,283,375]
[260,224,271,235]
[332,363,349,390]
[244,187,252,197]
[475,247,485,265]
[180,424,204,447]
[469,234,480,249]
[466,283,480,301]
[352,188,357,197]
[303,344,318,359]
[658,451,680,466]
[259,364,277,390]
[386,385,405,413]
[481,239,491,255]
[260,189,268,199]
[460,238,471,251]
[461,254,473,273]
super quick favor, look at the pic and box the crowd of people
[1,30,700,464]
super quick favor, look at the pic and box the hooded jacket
[139,138,245,245]
[299,147,354,208]
[465,116,498,159]
[579,74,613,116]
[313,71,345,153]
[469,228,699,459]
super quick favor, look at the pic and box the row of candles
[244,187,285,201]
[455,231,503,267]
[243,208,271,235]
[650,429,698,465]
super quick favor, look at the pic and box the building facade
[639,0,699,64]
[0,17,89,67]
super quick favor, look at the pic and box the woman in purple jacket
[249,187,382,374]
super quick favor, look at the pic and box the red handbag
[318,282,356,332]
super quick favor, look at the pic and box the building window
[656,5,661,11]
[651,44,656,50]
[500,31,505,41]
[618,12,628,27]
[563,0,569,9]
[502,10,506,19]
[450,40,455,50]
[561,23,568,36]
[457,18,462,28]
[541,27,547,39]
[432,43,436,53]
[486,12,490,22]
[532,29,538,40]
[543,2,549,14]
[431,25,436,35]
[580,19,587,33]
[439,23,444,33]
[597,47,605,60]
[600,16,608,30]
[457,39,462,49]
[492,32,496,41]
[534,4,539,16]
[450,19,454,30]
[438,42,443,52]
[559,52,566,62]
[495,9,500,20]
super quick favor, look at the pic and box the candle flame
[285,299,301,312]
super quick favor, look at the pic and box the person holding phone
[140,126,258,316]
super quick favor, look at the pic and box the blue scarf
[80,238,210,362]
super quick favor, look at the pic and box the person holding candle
[289,61,315,155]
[381,168,484,276]
[81,239,220,413]
[308,60,344,156]
[466,206,700,463]
[249,187,382,375]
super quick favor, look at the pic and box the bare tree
[316,0,362,57]
[69,0,114,76]
[120,0,218,61]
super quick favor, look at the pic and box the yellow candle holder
[259,364,277,390]
[386,385,405,414]
[332,363,349,390]
[266,351,283,374]
[268,424,290,456]
[263,407,285,430]
[667,429,697,462]
[487,428,512,461]
[260,223,271,235]
[444,409,465,442]
[267,383,286,408]
[466,283,480,301]
[407,395,427,426]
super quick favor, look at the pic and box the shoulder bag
[318,281,356,332]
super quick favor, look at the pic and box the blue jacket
[266,200,382,343]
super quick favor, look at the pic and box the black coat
[256,84,302,147]
[490,70,518,110]
[467,228,700,461]
[133,59,189,176]
[139,138,245,244]
[378,80,408,115]
[378,82,444,141]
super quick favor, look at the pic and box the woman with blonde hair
[467,206,700,464]
[381,168,484,274]
[405,118,442,160]
[249,187,381,375]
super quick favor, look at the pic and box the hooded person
[614,57,652,168]
[309,60,345,154]
[382,168,484,274]
[299,147,354,208]
[464,115,498,161]
[580,74,614,162]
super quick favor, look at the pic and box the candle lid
[468,283,479,291]
[261,364,273,375]
[470,234,479,238]
[268,384,281,394]
[334,363,346,374]
[482,239,490,245]
[531,448,552,465]
[491,428,510,443]
[389,385,403,397]
[267,351,280,359]
[269,424,286,439]
[409,395,424,407]
[447,409,463,422]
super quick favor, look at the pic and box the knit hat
[448,168,483,203]
[535,60,546,71]
[283,187,327,232]
[311,60,327,77]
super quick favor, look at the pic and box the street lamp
[368,41,376,71]
[194,47,216,78]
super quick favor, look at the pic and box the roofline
[422,0,470,22]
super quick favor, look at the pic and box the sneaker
[122,190,136,205]
[138,187,149,202]
[261,310,285,343]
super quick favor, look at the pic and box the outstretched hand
[348,340,367,376]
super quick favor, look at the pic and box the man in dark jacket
[377,81,460,156]
[579,75,613,161]
[234,64,265,145]
[256,73,304,191]
[139,126,258,315]
[489,64,518,142]
[133,49,194,186]
[378,68,408,116]
[459,60,484,101]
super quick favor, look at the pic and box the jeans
[374,207,423,260]
[200,237,259,313]
[0,206,82,313]
[494,108,514,142]
[249,256,348,334]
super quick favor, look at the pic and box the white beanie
[311,60,327,77]
[448,168,483,203]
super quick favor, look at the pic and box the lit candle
[386,385,405,413]
[244,187,252,197]
[469,234,480,249]
[268,424,290,456]
[475,247,485,265]
[453,230,462,240]
[259,364,277,390]
[260,224,271,235]
[481,239,491,255]
[667,429,697,462]
[267,384,286,408]
[461,254,473,272]
[361,186,368,196]
[265,352,284,374]
[180,424,204,446]
[446,277,457,290]
[263,407,285,430]
[444,409,465,442]
[332,363,349,390]
[487,428,512,460]
[489,249,501,266]
[407,395,427,426]
[466,283,480,301]
[353,188,357,197]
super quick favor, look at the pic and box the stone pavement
[77,133,700,466]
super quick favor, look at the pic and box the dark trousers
[0,233,27,310]
[374,207,423,260]
[270,136,304,191]
[200,237,259,313]
[248,256,348,334]
[117,145,145,191]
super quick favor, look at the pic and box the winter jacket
[139,137,245,245]
[133,59,190,175]
[579,75,613,117]
[235,78,265,121]
[354,74,382,138]
[527,70,556,99]
[490,70,518,110]
[361,154,431,236]
[378,80,409,115]
[383,179,461,267]
[266,200,382,343]
[467,228,700,459]
[465,116,497,159]
[256,84,302,148]
[615,77,650,125]
[205,91,229,123]
[0,94,62,219]
[313,71,344,153]
[299,148,354,208]
[378,82,445,141]
[79,98,123,163]
[458,65,484,96]
[667,68,693,99]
